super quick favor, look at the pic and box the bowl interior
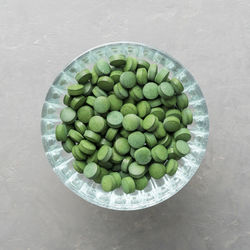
[41,42,209,210]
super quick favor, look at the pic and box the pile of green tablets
[55,54,193,194]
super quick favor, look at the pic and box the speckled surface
[1,0,250,249]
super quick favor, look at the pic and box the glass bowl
[41,42,209,210]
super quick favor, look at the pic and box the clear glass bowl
[41,42,209,210]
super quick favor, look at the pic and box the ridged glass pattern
[41,42,209,210]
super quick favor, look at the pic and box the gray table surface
[1,0,250,249]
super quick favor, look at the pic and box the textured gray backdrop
[1,0,250,249]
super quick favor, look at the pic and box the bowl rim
[41,41,209,211]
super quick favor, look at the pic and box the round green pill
[75,69,92,84]
[94,96,110,114]
[143,82,159,100]
[176,93,189,110]
[101,175,116,192]
[120,128,130,138]
[137,101,150,118]
[144,132,157,148]
[174,128,191,141]
[113,85,124,99]
[84,130,101,143]
[135,176,149,190]
[74,120,86,134]
[105,128,118,141]
[110,172,122,188]
[151,107,165,121]
[172,146,183,159]
[128,162,146,179]
[67,84,85,96]
[174,140,190,156]
[68,129,84,143]
[138,117,145,131]
[63,94,72,106]
[165,159,178,176]
[70,96,86,110]
[95,59,111,76]
[88,116,106,133]
[148,64,158,81]
[122,114,140,131]
[110,70,122,83]
[163,116,180,132]
[114,137,130,155]
[181,108,193,126]
[136,68,148,85]
[148,98,162,108]
[169,138,176,149]
[74,160,86,172]
[84,162,100,179]
[158,82,174,99]
[170,78,184,94]
[86,96,96,107]
[97,145,113,162]
[142,114,158,132]
[166,109,182,120]
[129,86,143,101]
[121,176,136,194]
[137,59,150,70]
[55,124,68,142]
[161,96,176,108]
[149,163,165,179]
[92,86,107,97]
[130,147,135,158]
[168,147,180,160]
[134,147,151,165]
[62,138,75,153]
[109,54,126,67]
[120,72,136,89]
[77,106,93,123]
[111,149,123,163]
[154,122,166,139]
[91,70,98,84]
[72,145,87,161]
[79,140,96,155]
[120,103,137,116]
[114,83,129,99]
[128,131,145,149]
[97,76,114,91]
[83,82,93,96]
[159,134,172,147]
[151,145,168,163]
[73,161,83,173]
[107,111,123,128]
[123,56,133,71]
[108,94,123,111]
[110,70,123,83]
[60,107,76,124]
[121,156,132,173]
[131,57,138,71]
[155,68,169,84]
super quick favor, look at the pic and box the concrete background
[1,0,250,249]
